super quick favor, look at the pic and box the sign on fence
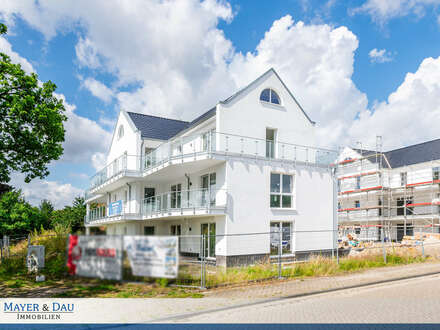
[67,235,123,280]
[124,236,178,279]
[27,245,45,272]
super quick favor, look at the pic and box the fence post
[200,234,206,289]
[0,238,2,261]
[381,227,386,263]
[336,230,340,265]
[278,228,282,279]
[422,240,425,258]
[27,234,31,247]
[6,236,9,258]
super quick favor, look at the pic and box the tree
[0,190,44,236]
[51,196,85,233]
[39,199,54,229]
[0,23,67,183]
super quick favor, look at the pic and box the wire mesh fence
[1,226,440,290]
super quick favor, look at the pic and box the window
[270,173,293,208]
[201,173,216,206]
[260,88,281,105]
[266,128,276,158]
[433,167,440,181]
[355,200,360,208]
[378,198,382,216]
[355,227,361,235]
[270,221,292,255]
[356,176,361,189]
[338,202,341,210]
[144,226,155,235]
[201,223,216,258]
[171,184,182,208]
[400,172,407,186]
[117,125,124,140]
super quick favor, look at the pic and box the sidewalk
[146,261,440,322]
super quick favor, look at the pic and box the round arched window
[118,125,124,140]
[260,88,281,105]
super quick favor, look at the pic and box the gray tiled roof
[384,138,440,168]
[352,139,440,169]
[126,112,189,140]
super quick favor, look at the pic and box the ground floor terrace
[86,215,335,267]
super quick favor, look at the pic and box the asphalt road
[169,273,440,323]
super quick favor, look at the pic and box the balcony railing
[84,205,107,225]
[142,188,227,217]
[89,154,142,190]
[88,131,337,191]
[143,131,337,172]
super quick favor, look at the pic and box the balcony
[85,200,141,226]
[142,188,227,219]
[87,131,337,193]
[142,131,337,176]
[89,154,142,193]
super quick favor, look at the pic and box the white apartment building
[338,139,440,242]
[84,68,338,266]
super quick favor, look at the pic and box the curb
[150,267,440,322]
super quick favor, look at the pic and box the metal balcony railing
[88,131,337,191]
[142,188,227,217]
[89,154,142,190]
[143,131,337,172]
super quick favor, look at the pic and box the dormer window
[260,88,281,105]
[118,125,124,140]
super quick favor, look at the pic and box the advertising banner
[124,236,178,278]
[108,200,122,216]
[67,235,123,280]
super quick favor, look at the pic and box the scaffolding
[337,137,440,242]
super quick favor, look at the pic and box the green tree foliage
[0,23,67,183]
[0,190,44,236]
[39,199,54,230]
[51,196,85,233]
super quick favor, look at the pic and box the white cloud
[10,173,83,209]
[348,56,440,150]
[82,77,113,103]
[2,1,440,159]
[353,0,440,23]
[60,96,112,164]
[369,48,394,63]
[0,36,34,73]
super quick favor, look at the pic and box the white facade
[84,69,337,265]
[337,146,440,242]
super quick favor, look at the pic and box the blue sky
[1,0,440,208]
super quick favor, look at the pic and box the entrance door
[171,184,182,208]
[201,223,216,258]
[171,225,182,252]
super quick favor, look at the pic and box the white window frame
[270,173,295,209]
[117,125,124,140]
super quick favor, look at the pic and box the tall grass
[205,250,427,287]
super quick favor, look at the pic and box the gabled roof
[126,112,189,140]
[383,138,440,168]
[220,68,315,125]
[126,68,315,140]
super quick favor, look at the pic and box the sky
[1,0,440,208]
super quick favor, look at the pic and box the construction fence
[1,227,440,290]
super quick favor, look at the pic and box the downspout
[126,183,131,214]
[185,173,191,207]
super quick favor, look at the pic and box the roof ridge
[126,111,190,123]
[385,137,440,153]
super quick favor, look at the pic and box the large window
[270,173,293,208]
[270,221,292,255]
[260,88,281,105]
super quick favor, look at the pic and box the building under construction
[337,137,440,242]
